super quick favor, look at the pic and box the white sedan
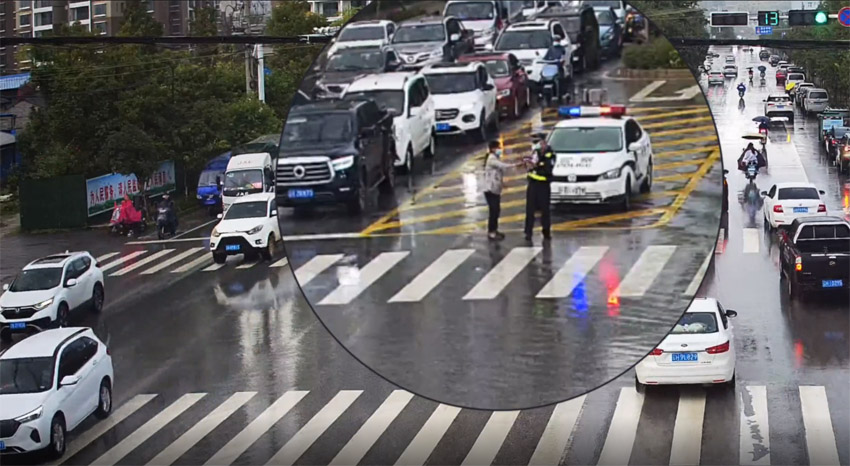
[635,297,737,390]
[762,182,828,229]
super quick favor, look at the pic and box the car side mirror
[450,33,460,42]
[819,190,826,195]
[217,213,223,219]
[270,210,277,217]
[628,142,640,152]
[760,191,769,196]
[65,278,77,288]
[723,169,729,174]
[60,374,80,387]
[725,309,738,318]
[483,83,494,91]
[1,283,8,291]
[387,59,400,70]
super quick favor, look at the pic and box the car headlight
[601,168,621,179]
[430,49,444,58]
[212,228,220,238]
[196,194,202,199]
[498,89,511,97]
[33,298,54,310]
[332,155,355,171]
[460,103,477,112]
[246,225,263,235]
[14,406,43,424]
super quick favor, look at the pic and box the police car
[548,105,653,210]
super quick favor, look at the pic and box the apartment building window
[19,13,31,26]
[35,11,52,26]
[93,3,106,17]
[33,0,48,9]
[94,21,106,34]
[72,7,89,21]
[322,1,339,17]
[19,1,32,10]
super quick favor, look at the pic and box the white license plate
[560,186,585,196]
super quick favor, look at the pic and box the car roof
[0,327,91,359]
[25,252,87,270]
[344,20,392,28]
[423,62,481,73]
[775,182,817,189]
[346,71,418,92]
[807,88,827,93]
[505,20,552,30]
[227,152,271,167]
[685,297,720,314]
[457,52,511,62]
[554,117,628,129]
[231,192,275,204]
[768,94,790,98]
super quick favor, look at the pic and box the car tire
[212,252,226,264]
[620,178,632,211]
[90,282,104,313]
[261,235,277,261]
[398,145,413,175]
[640,160,653,193]
[348,170,368,215]
[46,415,66,460]
[726,372,736,388]
[56,303,70,328]
[785,272,798,300]
[95,379,113,419]
[474,111,487,143]
[634,375,645,394]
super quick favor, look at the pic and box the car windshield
[0,357,55,394]
[198,170,222,186]
[670,312,719,334]
[445,2,495,20]
[281,113,354,146]
[549,127,623,152]
[788,73,804,80]
[9,268,63,292]
[797,239,850,254]
[344,90,405,115]
[425,72,477,94]
[326,49,384,71]
[338,26,384,42]
[392,24,445,43]
[809,91,828,99]
[224,201,267,220]
[778,187,819,200]
[223,169,263,196]
[482,59,510,77]
[495,30,552,50]
[595,10,616,25]
[769,96,791,103]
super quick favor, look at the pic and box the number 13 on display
[759,11,780,26]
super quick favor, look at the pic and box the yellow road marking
[650,125,716,137]
[654,146,717,159]
[655,159,709,170]
[655,149,721,227]
[652,135,718,148]
[635,108,711,121]
[655,173,700,183]
[502,105,709,137]
[642,116,714,129]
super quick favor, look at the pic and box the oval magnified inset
[278,0,722,410]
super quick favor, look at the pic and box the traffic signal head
[788,9,829,26]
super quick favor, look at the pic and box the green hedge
[623,38,688,70]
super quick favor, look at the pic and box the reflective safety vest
[528,149,554,182]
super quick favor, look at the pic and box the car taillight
[706,341,730,354]
[795,256,802,271]
[649,348,663,356]
[818,204,826,212]
[106,347,110,355]
[774,205,784,213]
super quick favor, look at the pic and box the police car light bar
[558,105,627,118]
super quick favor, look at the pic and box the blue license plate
[672,352,698,362]
[793,207,808,213]
[776,105,785,109]
[0,440,5,450]
[225,244,241,252]
[822,279,843,288]
[288,189,314,199]
[9,322,25,330]
[436,123,451,132]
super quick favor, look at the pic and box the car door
[478,65,496,120]
[419,78,435,143]
[409,79,428,153]
[74,256,94,307]
[763,184,777,221]
[77,336,103,419]
[625,119,648,179]
[55,339,90,428]
[63,260,85,309]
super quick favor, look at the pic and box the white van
[443,0,524,50]
[221,152,274,212]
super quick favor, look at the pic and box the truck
[196,151,231,215]
[778,216,850,299]
[221,152,275,213]
[817,108,849,141]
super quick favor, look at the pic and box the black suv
[276,99,395,214]
[537,3,601,73]
[314,46,403,100]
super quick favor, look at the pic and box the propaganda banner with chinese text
[86,160,176,217]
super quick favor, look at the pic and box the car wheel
[513,97,520,119]
[95,379,113,419]
[90,282,104,313]
[474,111,487,143]
[398,145,413,175]
[786,273,798,300]
[621,178,632,211]
[726,372,736,388]
[47,415,66,460]
[212,252,226,264]
[348,170,368,215]
[425,133,436,159]
[634,375,645,394]
[261,235,276,261]
[56,303,70,328]
[640,160,653,193]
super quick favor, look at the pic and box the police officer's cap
[531,132,547,141]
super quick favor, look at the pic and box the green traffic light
[815,11,828,24]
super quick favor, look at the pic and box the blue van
[196,151,232,214]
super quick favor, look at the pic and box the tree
[628,1,709,73]
[332,7,363,27]
[118,0,163,37]
[190,6,220,37]
[266,1,327,37]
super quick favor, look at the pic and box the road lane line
[529,395,586,465]
[652,135,718,149]
[463,247,542,300]
[44,394,157,466]
[236,261,259,269]
[203,263,226,271]
[91,393,206,466]
[110,249,175,276]
[642,116,714,129]
[798,386,840,466]
[270,257,289,267]
[651,125,717,137]
[739,385,770,466]
[266,390,362,466]
[294,254,344,286]
[96,252,120,263]
[206,391,309,466]
[612,245,677,297]
[743,228,760,254]
[669,391,707,466]
[685,253,713,296]
[171,253,212,273]
[536,247,609,299]
[597,387,644,466]
[395,404,462,466]
[461,411,520,466]
[329,390,414,466]
[389,249,474,303]
[99,251,148,272]
[141,247,205,274]
[318,252,409,305]
[148,392,256,466]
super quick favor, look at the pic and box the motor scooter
[109,201,147,237]
[744,161,759,183]
[156,204,178,239]
[537,61,563,107]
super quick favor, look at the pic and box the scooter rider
[158,193,178,232]
[738,143,765,171]
[542,38,568,87]
[523,133,554,242]
[748,68,753,83]
[737,82,746,97]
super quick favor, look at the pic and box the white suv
[422,62,498,142]
[342,72,436,174]
[764,94,794,123]
[326,20,396,56]
[210,192,282,264]
[0,327,114,459]
[492,20,571,88]
[0,252,105,341]
[548,105,653,210]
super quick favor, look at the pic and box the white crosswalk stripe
[270,257,289,268]
[463,247,541,300]
[536,247,609,299]
[612,246,677,297]
[389,249,474,303]
[141,247,205,275]
[110,249,175,276]
[99,250,148,272]
[319,252,410,305]
[171,252,212,273]
[293,254,344,285]
[53,384,845,466]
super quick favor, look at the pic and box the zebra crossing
[57,384,845,466]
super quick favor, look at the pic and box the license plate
[776,105,785,109]
[672,352,698,362]
[793,207,808,213]
[561,186,585,196]
[0,440,5,450]
[225,244,241,252]
[288,189,313,199]
[10,322,25,330]
[436,123,451,132]
[822,279,843,288]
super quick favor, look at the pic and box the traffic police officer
[524,132,554,241]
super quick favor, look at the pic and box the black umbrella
[758,65,767,72]
[752,116,770,124]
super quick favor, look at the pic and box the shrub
[623,37,687,69]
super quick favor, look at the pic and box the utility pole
[245,45,252,95]
[257,43,265,102]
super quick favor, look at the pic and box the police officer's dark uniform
[524,133,554,241]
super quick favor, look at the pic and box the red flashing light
[599,105,627,117]
[649,348,663,356]
[706,341,730,354]
[774,205,784,213]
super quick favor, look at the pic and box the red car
[776,67,787,84]
[457,52,530,119]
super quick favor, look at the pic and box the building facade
[306,0,371,22]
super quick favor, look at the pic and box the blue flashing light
[559,106,581,117]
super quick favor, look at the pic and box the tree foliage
[266,0,327,36]
[332,7,363,27]
[628,1,709,72]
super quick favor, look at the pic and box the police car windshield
[10,268,63,292]
[548,127,623,153]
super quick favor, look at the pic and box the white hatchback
[0,327,114,459]
[762,182,828,229]
[635,297,737,389]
